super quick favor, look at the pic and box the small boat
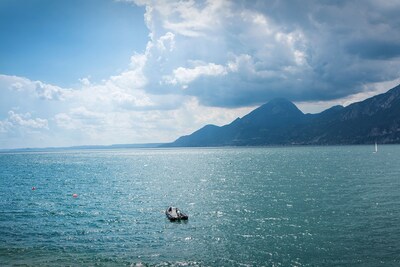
[373,141,378,153]
[165,206,188,221]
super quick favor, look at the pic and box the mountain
[166,84,400,147]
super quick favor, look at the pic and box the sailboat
[373,141,378,153]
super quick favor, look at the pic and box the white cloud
[1,74,35,91]
[8,111,48,129]
[49,94,251,145]
[125,0,314,106]
[125,0,400,107]
[134,0,231,38]
[0,110,50,148]
[164,62,227,87]
[0,110,48,131]
[157,31,175,51]
[0,74,71,101]
[2,1,400,148]
[54,107,107,138]
[79,77,91,87]
[34,81,68,100]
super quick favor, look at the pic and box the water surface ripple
[1,146,399,266]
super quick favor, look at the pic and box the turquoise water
[1,146,400,266]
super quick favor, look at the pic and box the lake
[1,146,400,266]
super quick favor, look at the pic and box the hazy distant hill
[165,84,400,146]
[0,143,164,153]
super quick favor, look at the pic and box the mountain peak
[241,98,303,123]
[166,84,400,147]
[261,98,303,116]
[228,98,305,133]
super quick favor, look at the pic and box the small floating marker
[32,186,36,190]
[72,193,78,198]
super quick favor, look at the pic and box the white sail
[374,142,378,153]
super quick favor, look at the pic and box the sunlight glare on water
[1,146,400,266]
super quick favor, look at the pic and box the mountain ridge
[165,84,400,147]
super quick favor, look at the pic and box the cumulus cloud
[34,81,67,100]
[0,74,71,101]
[2,0,400,148]
[0,110,48,132]
[1,59,248,149]
[0,110,50,148]
[8,111,48,129]
[164,62,227,87]
[125,0,400,107]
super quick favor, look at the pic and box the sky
[1,0,400,149]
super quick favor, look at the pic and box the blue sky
[0,0,147,86]
[1,0,400,149]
